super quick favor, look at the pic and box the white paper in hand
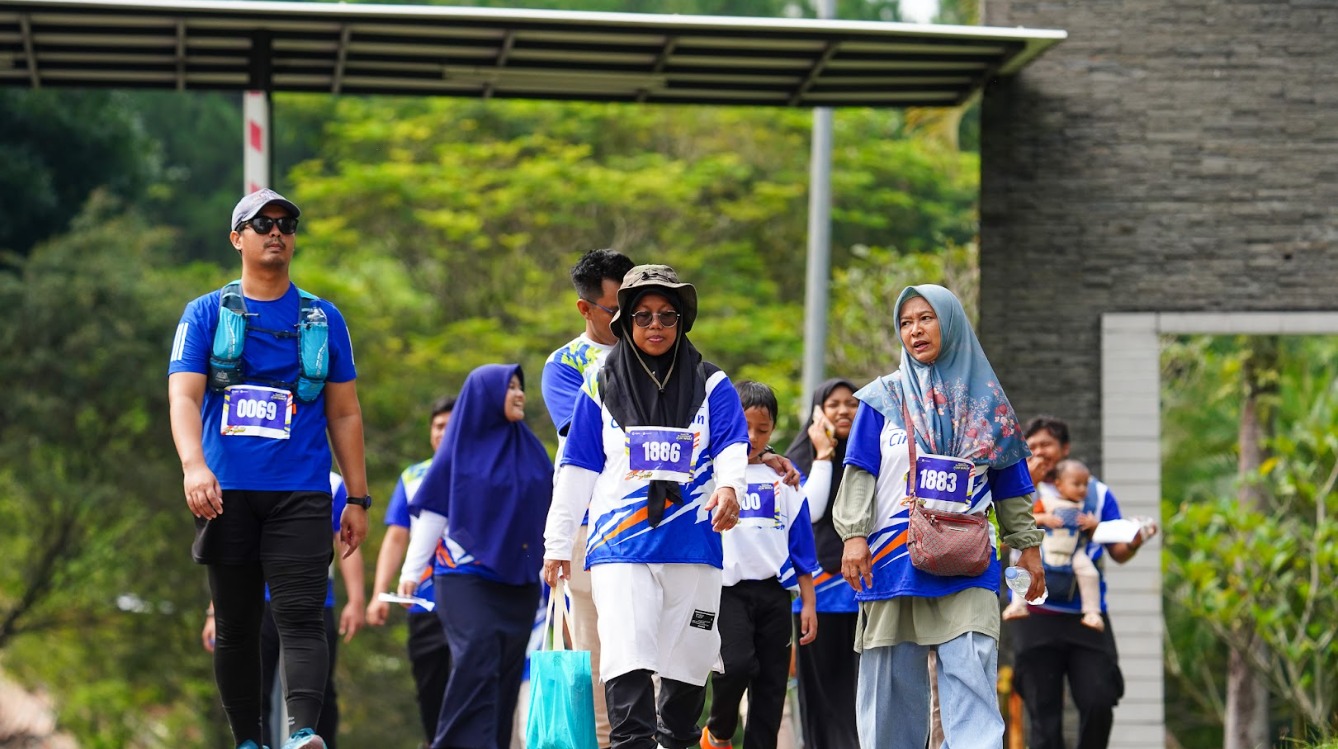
[1091,518,1142,544]
[377,592,436,612]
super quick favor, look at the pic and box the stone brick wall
[979,0,1338,471]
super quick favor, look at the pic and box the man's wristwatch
[346,494,373,510]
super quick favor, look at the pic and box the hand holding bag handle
[527,577,599,749]
[902,399,993,577]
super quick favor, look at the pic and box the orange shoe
[700,727,732,749]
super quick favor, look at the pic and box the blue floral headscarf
[855,284,1030,469]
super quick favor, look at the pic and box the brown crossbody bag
[902,400,993,577]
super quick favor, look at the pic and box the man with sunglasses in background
[169,189,370,749]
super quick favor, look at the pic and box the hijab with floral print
[855,284,1030,469]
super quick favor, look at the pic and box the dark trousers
[432,574,538,749]
[1011,613,1124,749]
[260,603,339,748]
[209,558,330,746]
[794,611,860,749]
[605,670,705,749]
[707,579,792,749]
[408,610,452,745]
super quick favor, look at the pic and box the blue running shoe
[280,728,326,749]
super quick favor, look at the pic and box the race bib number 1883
[222,385,293,440]
[909,452,974,506]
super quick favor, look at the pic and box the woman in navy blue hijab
[399,363,553,749]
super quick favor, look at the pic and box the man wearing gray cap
[168,188,370,749]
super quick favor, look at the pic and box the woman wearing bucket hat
[833,284,1046,749]
[542,264,750,749]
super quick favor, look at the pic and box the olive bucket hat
[611,264,699,337]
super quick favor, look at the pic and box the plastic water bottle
[1005,566,1047,605]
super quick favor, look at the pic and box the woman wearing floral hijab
[542,264,749,749]
[833,284,1045,749]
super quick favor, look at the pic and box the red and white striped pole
[243,90,270,193]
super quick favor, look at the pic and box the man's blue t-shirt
[168,283,356,492]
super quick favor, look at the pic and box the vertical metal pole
[243,90,270,193]
[802,0,836,406]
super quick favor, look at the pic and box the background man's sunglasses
[238,216,299,235]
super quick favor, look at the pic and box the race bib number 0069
[222,385,293,440]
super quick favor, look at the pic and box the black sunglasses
[238,215,299,235]
[630,310,680,328]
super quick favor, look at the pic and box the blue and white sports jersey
[168,283,357,493]
[723,463,820,589]
[843,403,1031,603]
[561,369,750,569]
[385,459,437,614]
[542,333,614,444]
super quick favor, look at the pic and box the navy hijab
[410,363,553,586]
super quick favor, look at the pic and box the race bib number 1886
[627,427,694,482]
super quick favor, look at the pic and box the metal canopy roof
[0,0,1065,108]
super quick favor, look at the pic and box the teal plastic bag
[525,582,598,749]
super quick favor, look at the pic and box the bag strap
[901,398,918,506]
[544,579,568,652]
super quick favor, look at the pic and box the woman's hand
[809,406,838,458]
[396,578,419,604]
[542,559,571,588]
[760,453,802,488]
[707,486,740,532]
[1016,546,1047,602]
[842,537,873,592]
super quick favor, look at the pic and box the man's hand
[1016,546,1047,602]
[339,506,368,558]
[396,578,419,602]
[339,601,365,643]
[201,614,216,653]
[184,463,224,519]
[1026,454,1053,486]
[842,537,874,592]
[760,452,801,488]
[542,559,571,589]
[707,486,740,532]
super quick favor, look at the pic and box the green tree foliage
[0,91,154,256]
[1162,335,1338,746]
[0,193,234,746]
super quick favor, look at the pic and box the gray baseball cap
[230,188,301,231]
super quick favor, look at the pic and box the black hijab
[600,288,715,527]
[785,377,858,574]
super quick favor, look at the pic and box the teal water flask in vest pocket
[295,304,329,403]
[208,286,248,391]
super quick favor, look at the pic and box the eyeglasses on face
[582,298,617,315]
[238,215,299,235]
[630,310,680,328]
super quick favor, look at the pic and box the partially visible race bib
[908,452,974,507]
[740,482,779,525]
[221,385,293,440]
[627,426,694,482]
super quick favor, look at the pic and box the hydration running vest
[207,280,330,403]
